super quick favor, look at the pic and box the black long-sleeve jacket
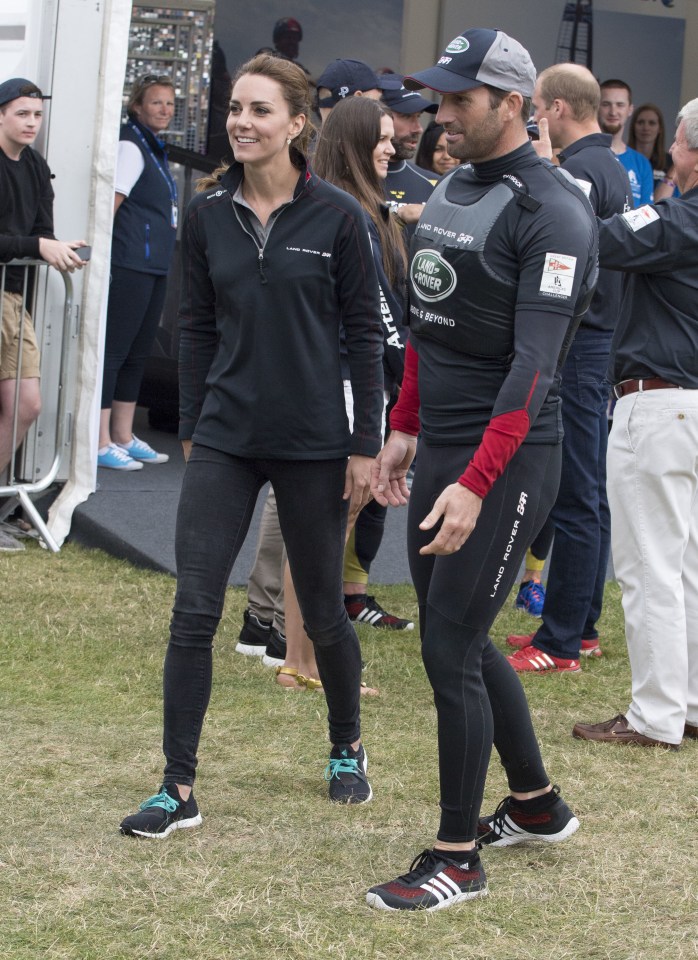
[178,161,385,459]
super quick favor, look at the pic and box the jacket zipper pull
[258,250,267,284]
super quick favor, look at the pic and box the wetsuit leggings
[408,439,561,842]
[162,444,362,785]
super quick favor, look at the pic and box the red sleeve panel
[458,408,532,498]
[389,339,421,436]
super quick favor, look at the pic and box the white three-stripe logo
[531,653,556,670]
[419,870,462,902]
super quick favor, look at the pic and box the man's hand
[419,482,482,556]
[370,431,417,507]
[181,439,192,462]
[38,238,87,272]
[531,117,554,161]
[344,454,374,530]
[396,202,425,225]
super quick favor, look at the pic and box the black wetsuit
[391,141,598,841]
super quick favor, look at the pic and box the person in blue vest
[98,75,178,470]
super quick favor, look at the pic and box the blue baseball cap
[379,76,438,115]
[316,59,381,108]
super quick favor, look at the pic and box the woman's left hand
[344,454,374,532]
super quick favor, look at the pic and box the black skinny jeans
[408,439,562,842]
[163,444,363,785]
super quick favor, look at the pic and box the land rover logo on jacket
[410,250,457,302]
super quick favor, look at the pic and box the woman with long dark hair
[628,102,676,200]
[119,54,385,837]
[271,95,411,692]
[415,119,460,176]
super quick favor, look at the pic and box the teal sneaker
[325,743,372,804]
[119,783,202,838]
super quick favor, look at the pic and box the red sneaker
[506,632,535,650]
[507,633,602,658]
[581,638,602,658]
[507,645,581,673]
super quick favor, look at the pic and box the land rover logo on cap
[411,250,457,302]
[445,36,470,54]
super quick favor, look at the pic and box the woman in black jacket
[119,54,385,837]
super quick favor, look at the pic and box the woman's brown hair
[628,103,667,173]
[312,96,407,288]
[197,53,314,191]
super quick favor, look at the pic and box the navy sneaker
[119,783,202,839]
[477,785,579,848]
[324,743,372,804]
[366,848,487,911]
[514,579,546,617]
[235,609,272,657]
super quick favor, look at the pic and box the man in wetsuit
[365,29,598,912]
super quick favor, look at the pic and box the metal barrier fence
[0,259,74,552]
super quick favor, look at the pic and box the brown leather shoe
[684,722,698,740]
[572,713,679,750]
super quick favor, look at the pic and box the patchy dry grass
[1,543,695,960]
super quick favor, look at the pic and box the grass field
[1,542,695,960]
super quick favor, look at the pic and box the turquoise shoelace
[324,757,359,781]
[139,789,179,813]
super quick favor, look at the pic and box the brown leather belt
[613,377,681,400]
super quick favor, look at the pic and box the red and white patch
[540,252,577,298]
[621,205,660,232]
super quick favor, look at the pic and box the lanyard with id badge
[128,120,178,228]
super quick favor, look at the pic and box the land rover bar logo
[410,250,457,302]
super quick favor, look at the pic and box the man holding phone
[0,76,86,551]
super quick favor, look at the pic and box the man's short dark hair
[600,79,632,101]
[486,85,531,122]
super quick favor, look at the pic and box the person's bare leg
[277,560,319,687]
[109,399,137,445]
[98,407,112,449]
[0,377,41,472]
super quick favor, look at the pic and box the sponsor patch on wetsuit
[540,253,577,298]
[621,205,660,231]
[410,249,457,302]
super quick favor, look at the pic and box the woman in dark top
[98,75,178,470]
[119,54,385,838]
[415,119,460,177]
[272,95,410,691]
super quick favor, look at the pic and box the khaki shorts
[0,290,41,380]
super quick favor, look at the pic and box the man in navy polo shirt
[506,63,632,674]
[380,78,438,211]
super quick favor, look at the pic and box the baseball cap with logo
[0,77,51,109]
[404,28,536,98]
[316,59,381,108]
[379,76,438,115]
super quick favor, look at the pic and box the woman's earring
[287,137,292,145]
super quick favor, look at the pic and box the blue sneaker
[97,443,143,471]
[116,434,169,464]
[325,743,372,804]
[514,579,545,617]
